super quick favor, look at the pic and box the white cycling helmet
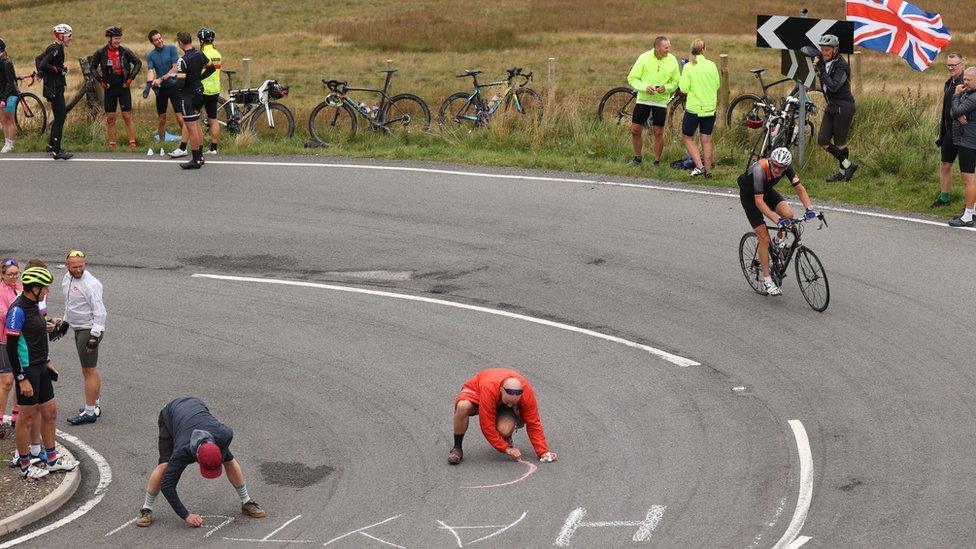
[769,147,793,166]
[53,23,73,36]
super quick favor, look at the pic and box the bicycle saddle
[459,70,482,77]
[378,69,398,74]
[750,68,767,74]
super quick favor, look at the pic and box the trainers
[627,157,642,166]
[52,150,74,160]
[930,197,952,208]
[180,159,203,170]
[447,447,463,465]
[206,149,217,155]
[67,412,97,425]
[129,140,137,152]
[825,172,845,182]
[78,404,102,418]
[843,162,858,181]
[763,279,783,296]
[21,464,49,480]
[168,147,188,158]
[136,508,153,527]
[690,166,706,177]
[46,456,78,472]
[108,141,117,151]
[652,160,660,168]
[242,500,267,518]
[948,216,975,228]
[0,143,13,154]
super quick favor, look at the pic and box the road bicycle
[203,70,295,139]
[438,67,543,127]
[595,87,685,134]
[742,95,817,170]
[726,68,823,130]
[308,69,431,145]
[11,72,47,136]
[738,213,830,311]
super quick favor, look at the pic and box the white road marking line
[2,156,971,232]
[1,430,112,548]
[263,515,303,541]
[322,515,402,547]
[104,518,136,537]
[191,273,700,367]
[772,420,814,549]
[463,460,537,489]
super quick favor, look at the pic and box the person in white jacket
[61,250,106,425]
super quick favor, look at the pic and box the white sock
[841,159,851,169]
[963,208,975,222]
[762,276,773,284]
[143,490,158,510]
[30,443,41,456]
[85,405,96,415]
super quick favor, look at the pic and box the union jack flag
[846,0,951,71]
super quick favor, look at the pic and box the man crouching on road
[136,396,266,527]
[449,368,557,465]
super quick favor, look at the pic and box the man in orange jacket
[449,368,557,465]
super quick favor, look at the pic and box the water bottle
[359,102,370,116]
[490,94,501,110]
[370,105,379,119]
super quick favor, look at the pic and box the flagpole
[798,7,808,168]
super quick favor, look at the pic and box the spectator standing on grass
[813,34,857,182]
[38,24,73,160]
[61,250,106,426]
[0,259,21,439]
[627,36,680,168]
[678,39,719,178]
[198,28,222,155]
[91,26,141,151]
[933,52,966,208]
[146,30,185,145]
[0,38,20,154]
[948,67,976,228]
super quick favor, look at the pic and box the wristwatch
[16,373,26,382]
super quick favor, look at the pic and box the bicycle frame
[455,70,530,123]
[323,71,405,131]
[216,79,280,131]
[763,214,828,277]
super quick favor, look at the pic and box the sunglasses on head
[2,259,17,268]
[503,387,523,396]
[67,250,85,258]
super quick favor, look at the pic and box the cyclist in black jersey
[174,31,215,169]
[38,24,74,160]
[92,26,142,151]
[813,34,857,182]
[738,147,818,296]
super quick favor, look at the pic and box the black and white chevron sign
[782,50,817,89]
[756,15,855,54]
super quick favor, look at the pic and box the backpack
[34,52,45,77]
[670,155,696,170]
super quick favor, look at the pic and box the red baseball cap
[197,442,223,479]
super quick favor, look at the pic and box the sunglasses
[67,250,86,258]
[948,63,961,68]
[2,259,17,268]
[502,387,523,396]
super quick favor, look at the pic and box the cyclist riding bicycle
[738,147,818,296]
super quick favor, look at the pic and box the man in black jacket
[38,23,73,160]
[814,35,857,182]
[135,396,266,527]
[91,26,141,151]
[933,52,966,208]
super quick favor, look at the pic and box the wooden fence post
[852,51,862,95]
[547,57,556,111]
[719,54,730,116]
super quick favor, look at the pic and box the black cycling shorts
[740,186,786,229]
[682,112,715,136]
[15,363,55,406]
[104,85,132,113]
[154,86,181,116]
[202,94,219,120]
[157,411,173,463]
[941,139,959,164]
[633,104,667,127]
[818,101,855,147]
[959,146,976,174]
[180,91,204,122]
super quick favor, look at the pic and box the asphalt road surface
[0,155,974,548]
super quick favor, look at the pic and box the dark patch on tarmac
[181,254,296,272]
[838,478,864,492]
[260,461,335,487]
[585,257,606,265]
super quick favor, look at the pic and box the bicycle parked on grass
[738,213,830,311]
[308,68,431,145]
[12,72,47,136]
[726,68,823,131]
[596,86,685,134]
[203,70,295,139]
[438,67,542,128]
[741,94,819,170]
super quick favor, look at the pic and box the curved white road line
[2,157,972,232]
[772,420,814,549]
[463,460,538,489]
[0,430,112,548]
[191,273,699,367]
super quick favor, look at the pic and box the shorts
[682,112,715,136]
[453,385,525,429]
[74,329,102,369]
[15,363,55,406]
[154,86,181,116]
[104,85,132,113]
[633,104,667,127]
[2,95,17,113]
[960,146,976,174]
[818,101,855,147]
[202,94,219,120]
[157,412,173,463]
[740,186,786,229]
[180,92,204,122]
[0,344,11,374]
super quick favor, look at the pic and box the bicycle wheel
[738,233,765,295]
[382,93,431,134]
[503,87,543,123]
[248,103,295,139]
[308,100,358,145]
[203,96,237,133]
[597,87,636,125]
[726,93,764,127]
[666,96,685,136]
[14,92,47,136]
[439,92,481,127]
[794,246,830,312]
[745,128,772,171]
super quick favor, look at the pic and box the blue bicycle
[438,67,542,127]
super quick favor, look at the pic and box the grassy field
[1,0,974,216]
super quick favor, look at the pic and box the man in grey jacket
[948,67,976,227]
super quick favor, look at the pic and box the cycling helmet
[818,34,840,48]
[20,266,53,287]
[745,112,764,129]
[105,26,123,38]
[197,27,216,43]
[769,147,793,166]
[53,23,73,36]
